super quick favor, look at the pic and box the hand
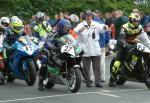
[79,27,85,33]
[103,25,109,31]
[38,24,42,28]
[42,21,48,29]
[132,38,141,43]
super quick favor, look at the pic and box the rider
[0,17,10,84]
[34,11,52,39]
[2,17,25,78]
[109,13,150,87]
[0,17,10,34]
[0,17,10,49]
[34,11,53,91]
[69,14,79,39]
[3,17,26,58]
[37,19,72,91]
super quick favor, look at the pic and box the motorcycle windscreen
[17,36,39,55]
[60,34,82,56]
[138,32,150,49]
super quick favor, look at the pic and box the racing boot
[108,75,116,87]
[38,66,47,91]
[38,78,44,91]
[108,60,121,87]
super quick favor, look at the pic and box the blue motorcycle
[6,36,39,86]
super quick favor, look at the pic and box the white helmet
[35,11,45,23]
[69,14,79,23]
[0,17,10,29]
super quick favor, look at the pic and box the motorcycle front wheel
[143,61,150,89]
[44,80,55,89]
[0,73,4,85]
[24,60,36,86]
[66,67,81,93]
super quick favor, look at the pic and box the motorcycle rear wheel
[6,74,15,83]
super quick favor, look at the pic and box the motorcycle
[0,34,5,85]
[0,47,5,85]
[110,41,150,89]
[6,36,39,86]
[39,34,83,93]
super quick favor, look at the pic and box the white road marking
[96,92,121,98]
[101,88,147,93]
[0,92,120,103]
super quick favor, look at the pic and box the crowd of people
[0,8,150,90]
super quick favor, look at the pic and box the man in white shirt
[74,10,108,87]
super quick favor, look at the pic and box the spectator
[30,15,36,36]
[74,10,108,88]
[80,12,85,21]
[113,10,128,40]
[132,8,140,14]
[140,11,149,29]
[64,11,70,20]
[99,31,111,82]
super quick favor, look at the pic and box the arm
[74,23,85,35]
[34,24,42,32]
[3,30,11,49]
[42,21,52,32]
[97,23,109,34]
[118,27,130,48]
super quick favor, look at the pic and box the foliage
[0,0,149,21]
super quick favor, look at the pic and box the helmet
[35,11,45,23]
[11,18,23,33]
[0,17,10,29]
[69,14,79,23]
[57,19,72,35]
[10,16,19,22]
[69,14,79,28]
[129,13,141,28]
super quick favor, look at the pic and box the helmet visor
[63,26,71,34]
[13,26,22,31]
[1,22,9,28]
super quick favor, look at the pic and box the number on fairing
[137,44,145,51]
[64,45,72,52]
[61,45,75,57]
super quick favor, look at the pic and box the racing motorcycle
[0,34,5,85]
[0,47,5,85]
[5,36,39,86]
[110,41,150,89]
[39,34,83,93]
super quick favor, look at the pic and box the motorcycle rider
[109,13,150,87]
[2,17,26,79]
[0,17,10,34]
[34,11,52,39]
[37,18,72,91]
[33,11,53,91]
[0,17,10,84]
[0,17,10,49]
[69,14,79,39]
[3,17,26,50]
